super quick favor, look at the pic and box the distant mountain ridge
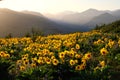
[0,8,61,37]
[111,9,120,16]
[21,10,44,17]
[85,12,119,28]
[0,8,120,37]
[21,8,120,32]
[44,8,120,29]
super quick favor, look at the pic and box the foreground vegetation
[95,20,120,34]
[0,30,120,80]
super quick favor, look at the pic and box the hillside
[85,13,119,28]
[95,20,120,33]
[45,9,105,25]
[0,31,120,80]
[0,8,61,37]
[21,10,92,33]
[111,9,120,16]
[45,8,120,29]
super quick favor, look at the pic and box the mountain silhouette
[85,12,119,28]
[0,8,61,37]
[45,8,120,29]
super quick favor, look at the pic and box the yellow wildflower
[10,50,14,54]
[100,48,108,55]
[4,54,10,58]
[19,66,26,71]
[0,51,5,57]
[75,59,78,64]
[81,59,86,64]
[31,63,36,68]
[23,60,29,65]
[52,59,59,66]
[80,64,86,70]
[100,61,105,68]
[69,51,75,57]
[32,57,37,62]
[75,64,86,70]
[84,52,92,60]
[75,54,82,59]
[75,44,80,50]
[45,58,51,64]
[16,60,22,65]
[75,65,81,70]
[59,52,65,59]
[69,59,75,66]
[37,59,43,65]
[51,56,56,60]
[108,40,115,48]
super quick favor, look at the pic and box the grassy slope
[0,8,61,37]
[95,20,120,34]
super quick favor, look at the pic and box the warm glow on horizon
[0,0,120,14]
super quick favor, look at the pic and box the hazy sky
[0,0,120,14]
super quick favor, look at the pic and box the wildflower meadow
[0,30,120,80]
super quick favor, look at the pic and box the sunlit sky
[0,0,120,14]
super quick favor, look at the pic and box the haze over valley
[45,8,120,28]
[0,8,63,37]
[0,8,120,37]
[0,0,120,37]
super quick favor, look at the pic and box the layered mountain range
[45,8,120,29]
[0,8,120,37]
[0,8,62,37]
